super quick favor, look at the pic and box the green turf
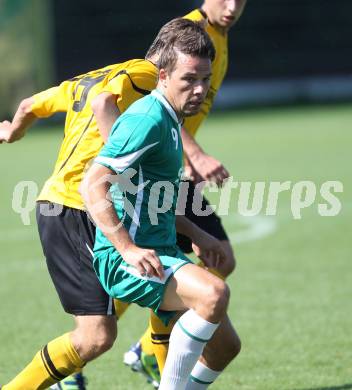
[0,104,351,389]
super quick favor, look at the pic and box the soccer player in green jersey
[124,2,247,386]
[82,21,230,390]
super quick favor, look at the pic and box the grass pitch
[0,104,351,389]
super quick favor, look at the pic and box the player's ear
[159,68,168,88]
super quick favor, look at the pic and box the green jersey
[94,89,183,252]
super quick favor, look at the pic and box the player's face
[160,52,211,119]
[204,0,247,31]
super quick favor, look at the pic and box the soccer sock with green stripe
[159,309,219,390]
[3,333,84,390]
[186,361,222,389]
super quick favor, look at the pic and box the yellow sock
[114,299,130,319]
[140,325,154,356]
[149,311,172,374]
[3,333,84,390]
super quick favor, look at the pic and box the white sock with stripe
[185,361,222,389]
[159,309,219,390]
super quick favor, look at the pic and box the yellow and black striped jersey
[31,59,158,210]
[183,8,228,137]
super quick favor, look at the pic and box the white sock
[185,361,222,389]
[159,309,219,390]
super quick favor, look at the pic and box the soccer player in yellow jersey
[0,18,227,390]
[124,1,248,388]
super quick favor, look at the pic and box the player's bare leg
[71,315,117,362]
[182,315,241,388]
[146,309,240,389]
[2,316,116,389]
[50,316,117,390]
[158,264,229,389]
[201,314,241,370]
[125,241,239,387]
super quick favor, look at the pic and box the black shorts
[176,180,229,253]
[36,202,114,316]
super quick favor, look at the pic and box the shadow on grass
[295,384,352,390]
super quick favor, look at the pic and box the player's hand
[0,121,13,143]
[191,232,226,269]
[121,245,164,279]
[0,121,24,143]
[183,160,204,185]
[188,152,230,187]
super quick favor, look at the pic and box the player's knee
[200,280,230,320]
[83,328,117,359]
[73,320,117,360]
[92,330,117,355]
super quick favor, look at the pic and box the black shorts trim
[36,202,114,316]
[176,181,228,254]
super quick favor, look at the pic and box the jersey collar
[151,89,181,125]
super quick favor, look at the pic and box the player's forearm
[4,97,37,142]
[91,200,134,254]
[91,92,120,142]
[82,169,135,253]
[181,126,206,161]
[175,214,205,243]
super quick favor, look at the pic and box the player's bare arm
[0,97,37,143]
[91,92,121,142]
[82,162,164,279]
[176,214,226,268]
[181,125,230,186]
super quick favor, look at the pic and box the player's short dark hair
[146,18,215,73]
